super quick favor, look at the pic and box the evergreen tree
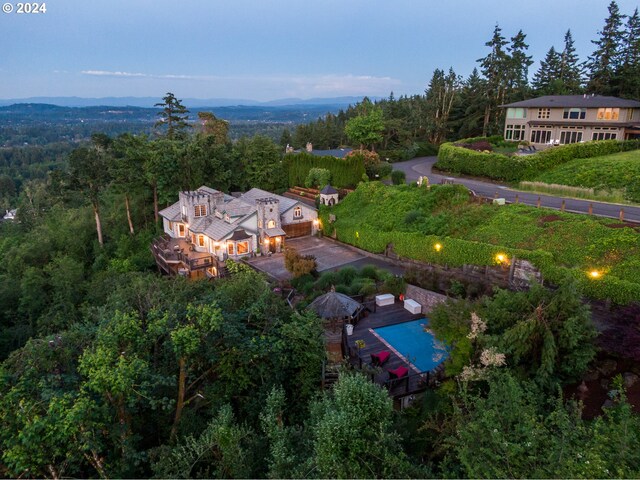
[616,8,640,98]
[586,1,625,95]
[559,29,583,93]
[154,92,191,140]
[532,46,562,94]
[477,24,510,136]
[506,30,533,101]
[453,68,488,138]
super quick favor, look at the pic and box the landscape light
[589,270,601,279]
[495,253,507,263]
[434,243,442,252]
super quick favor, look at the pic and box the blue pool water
[374,319,448,372]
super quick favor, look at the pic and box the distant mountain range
[0,95,380,108]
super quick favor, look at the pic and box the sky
[1,0,639,102]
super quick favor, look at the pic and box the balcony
[151,234,219,278]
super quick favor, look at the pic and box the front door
[269,237,277,253]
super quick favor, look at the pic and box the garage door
[283,222,312,238]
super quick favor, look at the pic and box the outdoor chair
[388,366,409,380]
[371,350,390,367]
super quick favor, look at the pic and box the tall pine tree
[586,1,625,95]
[506,30,533,101]
[478,24,510,136]
[559,30,583,94]
[532,46,561,95]
[616,8,640,98]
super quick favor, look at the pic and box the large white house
[152,186,318,278]
[502,94,640,146]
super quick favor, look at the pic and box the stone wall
[405,284,448,314]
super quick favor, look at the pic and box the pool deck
[345,300,445,398]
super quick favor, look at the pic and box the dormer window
[258,219,263,228]
[267,220,276,228]
[194,204,207,217]
[293,206,302,219]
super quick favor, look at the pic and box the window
[537,108,550,119]
[563,108,586,120]
[592,132,617,140]
[505,124,525,141]
[267,219,276,228]
[627,108,635,121]
[178,224,185,237]
[194,204,207,217]
[597,108,619,120]
[197,235,205,247]
[530,129,552,144]
[560,131,583,144]
[506,107,527,119]
[293,206,302,219]
[236,241,249,255]
[190,234,195,244]
[258,219,262,228]
[227,242,235,255]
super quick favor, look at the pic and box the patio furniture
[388,366,409,380]
[375,293,394,307]
[403,298,421,314]
[371,350,390,367]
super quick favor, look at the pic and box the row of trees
[285,1,640,151]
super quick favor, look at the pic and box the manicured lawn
[320,182,640,304]
[530,150,640,203]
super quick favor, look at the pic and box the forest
[1,3,639,477]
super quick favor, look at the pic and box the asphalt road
[393,156,640,223]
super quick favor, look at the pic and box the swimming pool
[373,319,448,373]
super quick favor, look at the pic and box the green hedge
[435,139,640,182]
[323,224,640,305]
[284,152,365,188]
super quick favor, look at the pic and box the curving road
[393,156,640,223]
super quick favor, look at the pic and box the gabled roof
[320,185,338,195]
[502,95,640,109]
[159,203,181,222]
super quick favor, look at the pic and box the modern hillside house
[502,95,640,146]
[151,186,318,279]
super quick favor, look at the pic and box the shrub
[359,264,380,280]
[314,271,339,290]
[435,139,640,183]
[284,247,316,278]
[337,266,358,285]
[374,161,393,179]
[285,152,366,188]
[391,170,406,185]
[381,276,405,297]
[305,168,331,189]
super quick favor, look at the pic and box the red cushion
[378,351,390,363]
[389,366,409,378]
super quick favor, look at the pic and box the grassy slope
[321,182,640,303]
[531,150,640,202]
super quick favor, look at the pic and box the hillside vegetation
[526,149,640,203]
[320,182,640,304]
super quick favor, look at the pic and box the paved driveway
[245,236,403,281]
[393,156,640,222]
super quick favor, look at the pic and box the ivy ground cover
[320,182,640,304]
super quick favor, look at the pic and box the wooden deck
[344,300,445,400]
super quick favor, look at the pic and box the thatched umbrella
[307,289,362,323]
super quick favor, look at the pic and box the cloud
[79,70,402,97]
